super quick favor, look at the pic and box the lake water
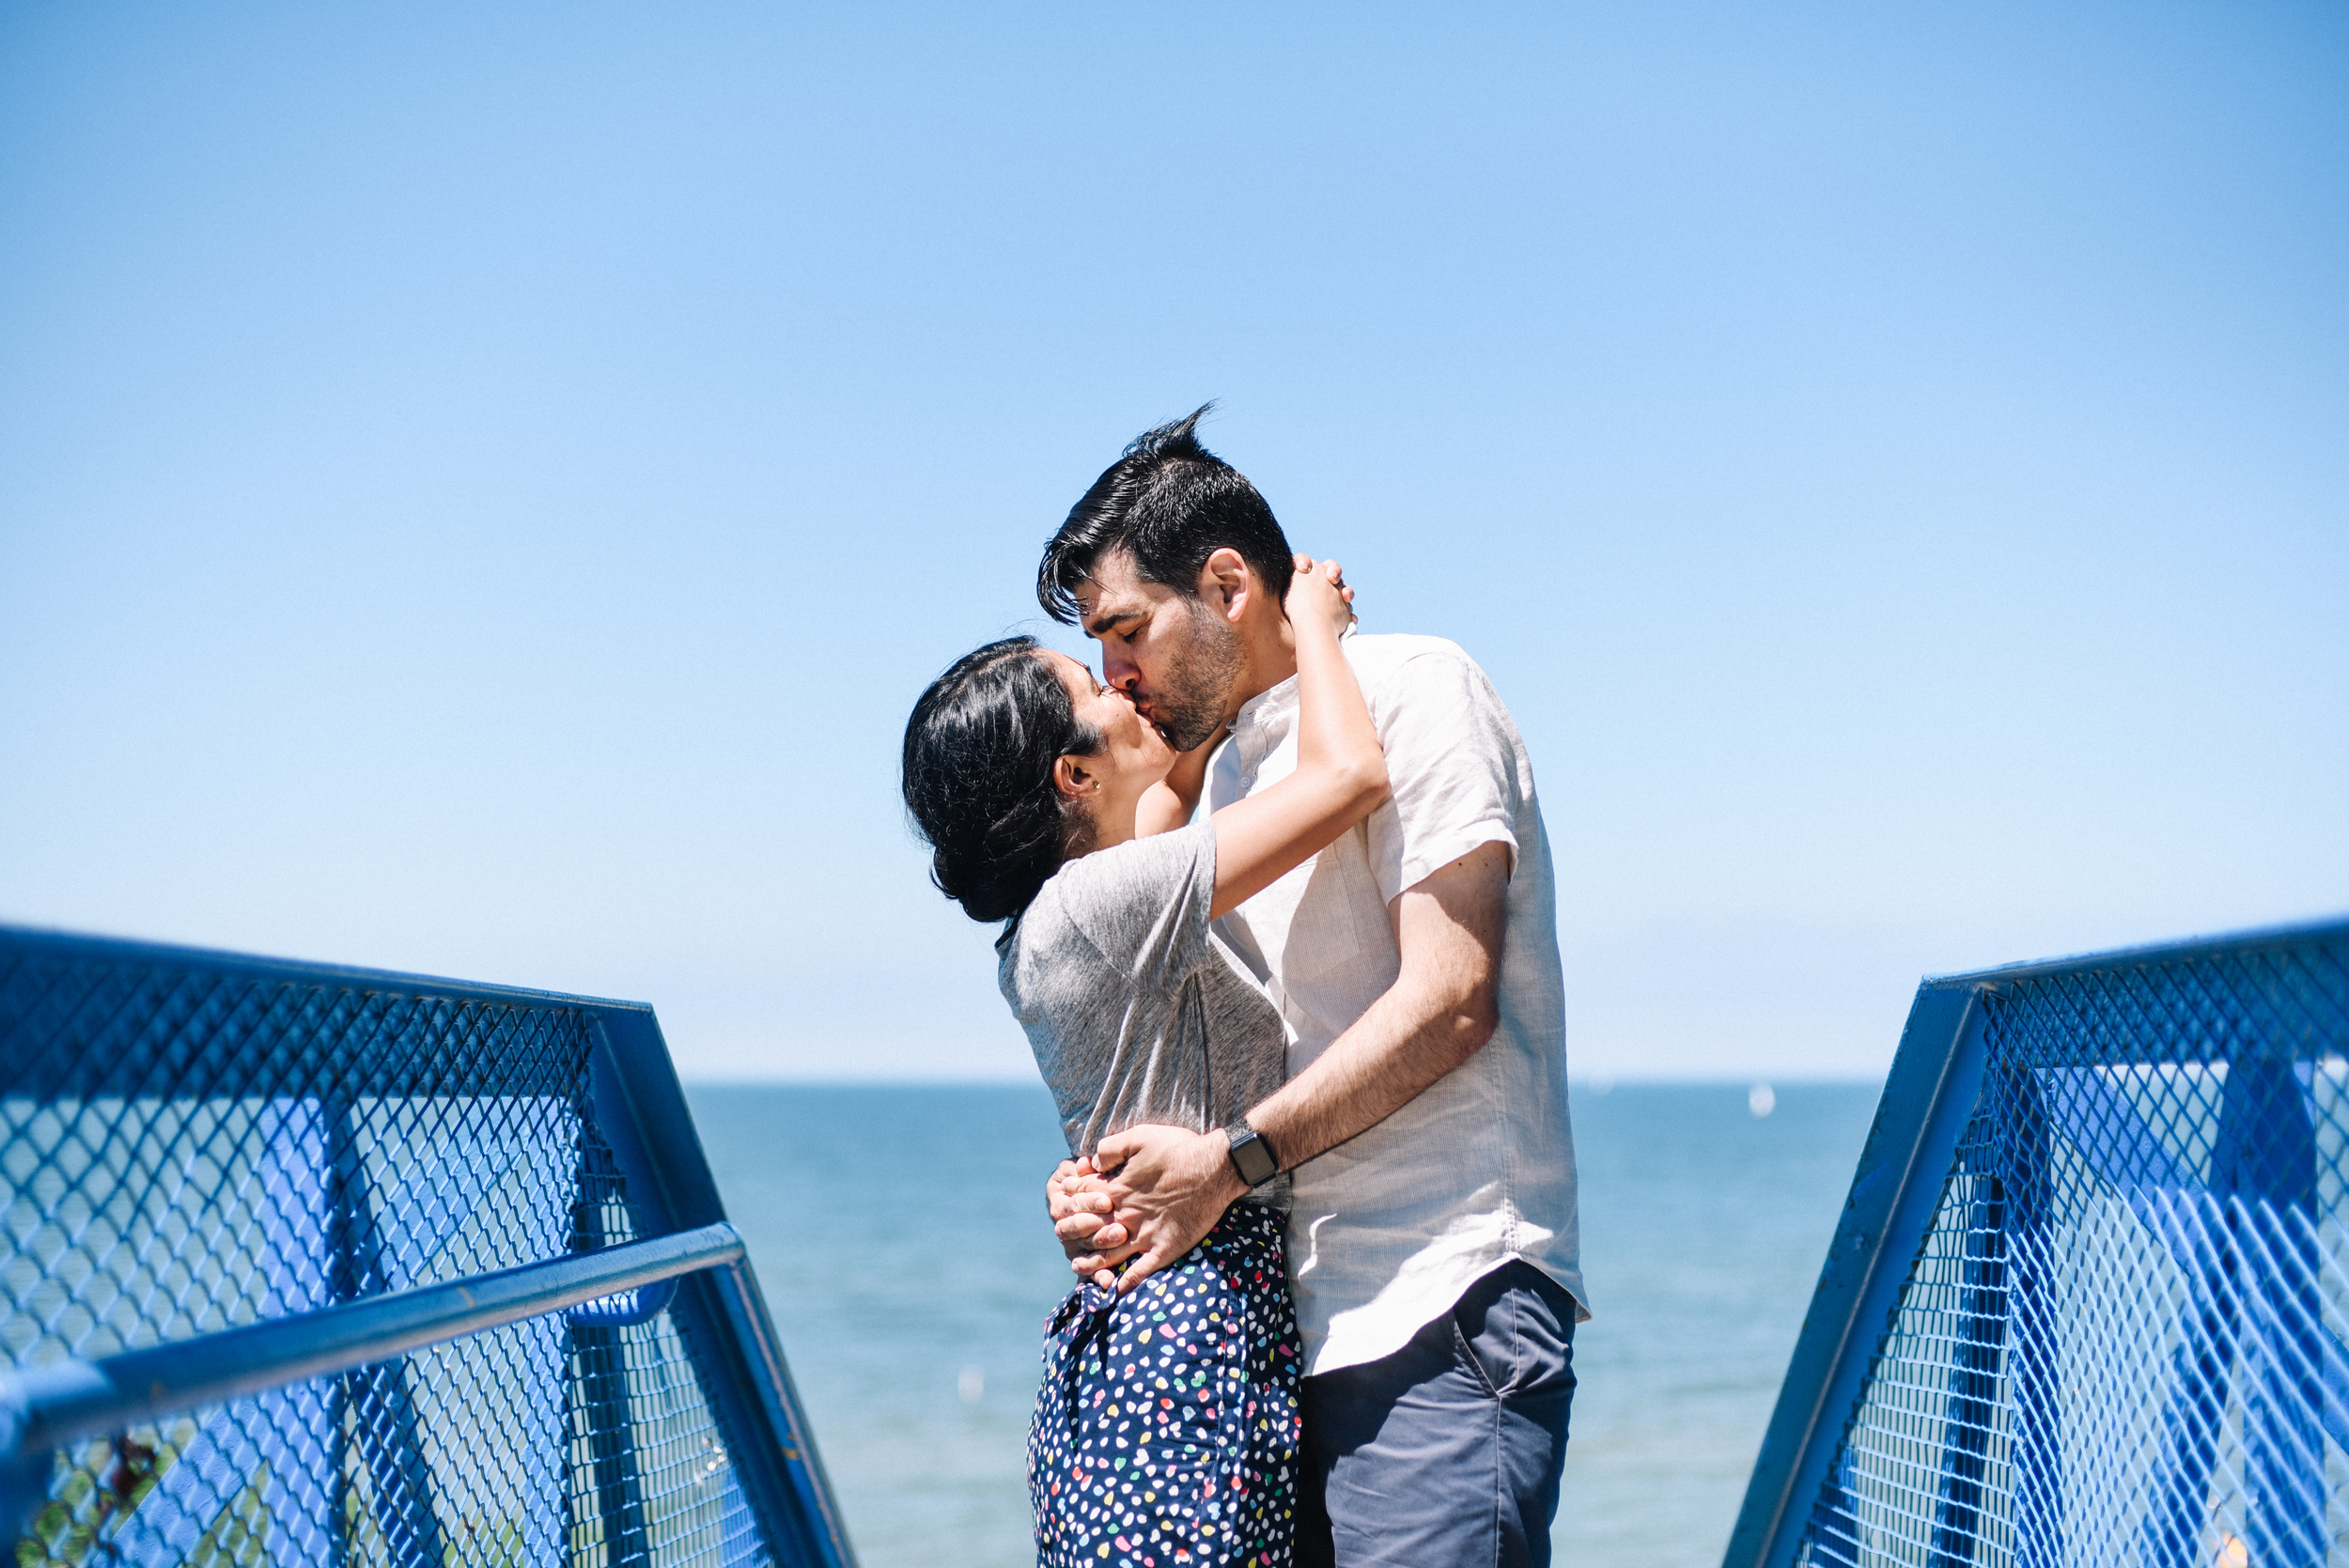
[687,1080,1880,1568]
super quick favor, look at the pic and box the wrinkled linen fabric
[1205,633,1588,1375]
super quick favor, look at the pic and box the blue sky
[3,1,2342,1080]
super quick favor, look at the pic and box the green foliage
[10,1425,278,1568]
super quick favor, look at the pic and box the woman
[900,556,1383,1568]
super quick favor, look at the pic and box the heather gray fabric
[1001,819,1291,1206]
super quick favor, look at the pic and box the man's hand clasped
[1047,1126,1247,1295]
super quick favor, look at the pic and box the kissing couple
[901,408,1588,1568]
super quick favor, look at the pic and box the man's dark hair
[1037,404,1294,626]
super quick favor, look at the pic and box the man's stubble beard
[1148,608,1247,753]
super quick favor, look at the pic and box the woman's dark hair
[1036,403,1294,625]
[901,636,1104,926]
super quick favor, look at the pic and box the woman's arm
[1206,556,1387,919]
[1133,722,1229,838]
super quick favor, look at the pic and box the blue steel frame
[1,1225,746,1473]
[1719,915,2349,1568]
[0,924,856,1568]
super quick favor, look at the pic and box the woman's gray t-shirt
[1001,820,1290,1205]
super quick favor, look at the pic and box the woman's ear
[1052,755,1097,800]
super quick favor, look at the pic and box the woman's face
[1043,649,1174,795]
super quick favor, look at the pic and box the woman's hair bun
[901,638,1102,926]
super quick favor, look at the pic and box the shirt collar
[1231,625,1356,731]
[1233,671,1300,732]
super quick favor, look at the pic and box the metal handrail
[1720,913,2349,1568]
[0,1222,744,1467]
[0,924,858,1568]
[1719,984,1988,1568]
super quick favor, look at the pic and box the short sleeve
[1363,651,1523,906]
[1047,820,1219,999]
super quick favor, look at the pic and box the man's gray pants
[1294,1261,1578,1568]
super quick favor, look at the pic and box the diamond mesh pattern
[1797,936,2349,1568]
[0,939,773,1568]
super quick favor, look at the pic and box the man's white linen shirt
[1206,632,1589,1376]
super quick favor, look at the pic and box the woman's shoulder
[1050,819,1213,905]
[1008,821,1215,970]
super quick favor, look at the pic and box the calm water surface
[688,1081,1877,1568]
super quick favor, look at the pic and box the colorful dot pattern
[1029,1202,1302,1568]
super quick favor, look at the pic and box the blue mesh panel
[1796,938,2349,1568]
[0,937,786,1568]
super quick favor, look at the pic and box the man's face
[1074,548,1245,753]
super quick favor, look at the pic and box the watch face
[1231,1134,1276,1186]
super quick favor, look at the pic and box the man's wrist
[1205,1129,1253,1201]
[1221,1118,1281,1189]
[1221,1158,1252,1203]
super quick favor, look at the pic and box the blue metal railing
[1723,916,2349,1568]
[0,1225,746,1464]
[0,925,854,1568]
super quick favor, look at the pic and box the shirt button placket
[1235,714,1268,792]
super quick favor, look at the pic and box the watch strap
[1224,1119,1280,1187]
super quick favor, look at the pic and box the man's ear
[1197,547,1252,624]
[1052,754,1097,800]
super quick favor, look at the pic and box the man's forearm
[1244,972,1494,1172]
[1241,841,1509,1172]
[1054,843,1508,1286]
[1053,973,1487,1284]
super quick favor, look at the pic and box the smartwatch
[1224,1119,1280,1187]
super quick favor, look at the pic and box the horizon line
[677,1072,1888,1089]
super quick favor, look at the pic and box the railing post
[2137,1233,2235,1568]
[330,1098,447,1568]
[109,1097,345,1568]
[256,1097,340,1568]
[1990,1056,2061,1568]
[2218,1057,2322,1566]
[568,1122,652,1568]
[1926,1130,2005,1568]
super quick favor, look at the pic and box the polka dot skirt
[1029,1201,1302,1568]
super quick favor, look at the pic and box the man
[1038,408,1588,1568]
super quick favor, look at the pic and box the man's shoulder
[1343,631,1492,693]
